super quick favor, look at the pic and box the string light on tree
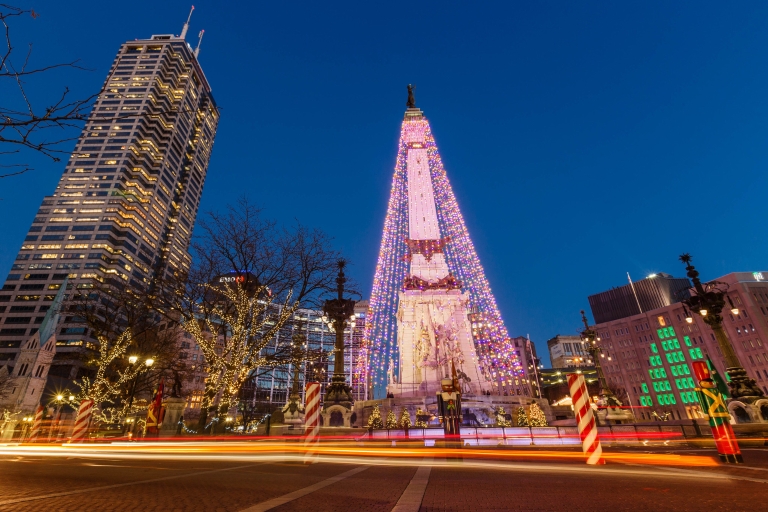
[516,406,529,427]
[495,406,511,427]
[399,408,412,429]
[385,409,398,429]
[528,403,548,427]
[367,404,384,430]
[363,109,526,398]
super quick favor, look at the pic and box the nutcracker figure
[436,363,462,440]
[692,361,743,464]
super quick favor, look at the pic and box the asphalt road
[1,448,767,511]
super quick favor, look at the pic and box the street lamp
[124,355,155,435]
[321,260,357,408]
[679,254,764,401]
[49,394,68,442]
[579,310,620,423]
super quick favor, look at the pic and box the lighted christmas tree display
[385,410,398,429]
[399,408,412,429]
[363,103,526,398]
[367,404,384,430]
[528,403,548,427]
[495,406,511,427]
[414,407,428,428]
[516,406,529,427]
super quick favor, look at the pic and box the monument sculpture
[357,88,545,429]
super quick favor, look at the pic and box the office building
[588,273,691,324]
[592,271,768,422]
[547,334,590,368]
[0,26,219,382]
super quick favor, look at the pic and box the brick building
[590,271,768,422]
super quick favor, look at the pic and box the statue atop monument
[406,84,416,108]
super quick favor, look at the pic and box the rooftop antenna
[195,30,205,57]
[180,5,195,40]
[627,272,643,314]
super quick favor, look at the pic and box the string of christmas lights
[363,115,525,398]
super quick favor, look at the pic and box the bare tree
[192,198,341,306]
[0,4,204,179]
[0,4,97,177]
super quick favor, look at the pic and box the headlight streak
[0,440,719,470]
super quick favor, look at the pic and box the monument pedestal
[159,397,185,437]
[322,375,355,427]
[353,394,548,429]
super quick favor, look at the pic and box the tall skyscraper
[0,24,219,381]
[364,95,530,399]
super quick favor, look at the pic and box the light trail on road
[0,440,719,469]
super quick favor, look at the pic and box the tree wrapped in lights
[367,404,384,430]
[495,406,511,427]
[67,278,188,424]
[364,112,525,398]
[160,199,341,432]
[528,403,548,427]
[179,280,300,429]
[414,407,428,428]
[385,409,398,429]
[516,406,529,427]
[399,408,412,430]
[73,329,146,406]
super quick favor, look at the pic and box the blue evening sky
[2,1,768,365]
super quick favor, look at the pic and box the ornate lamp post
[321,260,357,408]
[579,311,635,424]
[679,254,764,402]
[123,355,154,435]
[579,310,618,409]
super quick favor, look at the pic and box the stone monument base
[321,403,354,427]
[159,397,186,437]
[353,394,551,428]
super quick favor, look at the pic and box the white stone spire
[388,104,486,398]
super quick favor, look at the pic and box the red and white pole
[27,405,44,443]
[70,399,94,443]
[303,382,320,464]
[568,373,605,465]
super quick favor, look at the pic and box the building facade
[588,273,691,324]
[547,335,589,369]
[0,30,219,382]
[591,271,768,422]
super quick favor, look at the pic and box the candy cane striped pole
[303,382,321,464]
[27,405,44,443]
[70,399,94,443]
[568,373,604,465]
